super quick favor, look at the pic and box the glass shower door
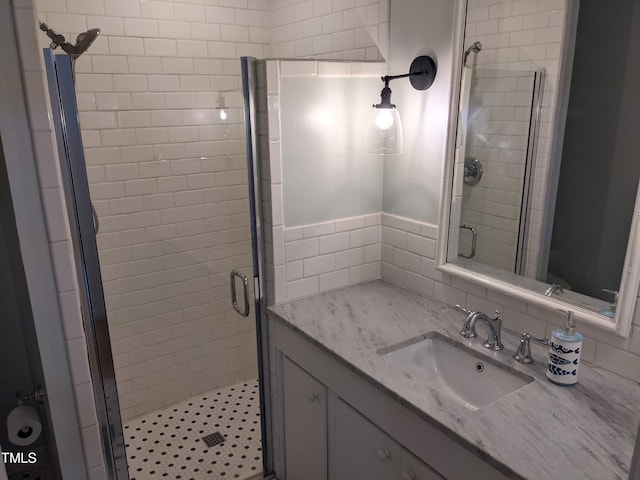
[455,67,542,275]
[45,50,268,480]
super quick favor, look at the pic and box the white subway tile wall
[269,0,389,60]
[260,59,386,305]
[284,215,381,300]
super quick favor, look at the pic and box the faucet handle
[513,333,534,364]
[455,304,471,315]
[482,309,504,351]
[456,305,478,338]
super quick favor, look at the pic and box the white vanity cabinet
[283,358,327,480]
[272,316,511,480]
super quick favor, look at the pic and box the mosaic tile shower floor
[125,379,262,479]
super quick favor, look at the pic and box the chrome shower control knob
[377,449,391,461]
[401,471,417,480]
[307,392,319,402]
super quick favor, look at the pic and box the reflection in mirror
[454,67,542,273]
[444,0,640,326]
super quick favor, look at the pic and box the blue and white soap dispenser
[546,311,582,386]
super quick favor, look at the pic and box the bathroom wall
[381,0,455,224]
[377,0,458,304]
[269,0,389,60]
[280,75,383,226]
[262,60,385,305]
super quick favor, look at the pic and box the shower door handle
[460,224,477,258]
[230,270,250,317]
[90,200,99,234]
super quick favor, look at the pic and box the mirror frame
[436,0,639,337]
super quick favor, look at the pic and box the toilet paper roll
[7,406,42,446]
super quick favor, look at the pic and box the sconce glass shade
[365,106,403,154]
[364,55,436,156]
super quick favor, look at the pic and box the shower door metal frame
[44,51,129,479]
[241,56,275,478]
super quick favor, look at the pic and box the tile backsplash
[379,213,640,384]
[282,214,381,301]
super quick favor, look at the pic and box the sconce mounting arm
[381,55,437,91]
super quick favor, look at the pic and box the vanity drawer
[332,398,401,480]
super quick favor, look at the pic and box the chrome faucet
[544,283,563,296]
[455,305,504,351]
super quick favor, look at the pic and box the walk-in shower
[41,18,269,477]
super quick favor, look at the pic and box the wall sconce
[216,92,227,121]
[365,55,437,155]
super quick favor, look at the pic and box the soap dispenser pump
[546,311,582,386]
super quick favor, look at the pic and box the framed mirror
[437,0,640,336]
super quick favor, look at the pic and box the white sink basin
[379,332,533,410]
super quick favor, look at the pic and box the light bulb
[219,109,227,120]
[375,109,394,130]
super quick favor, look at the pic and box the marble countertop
[268,280,640,480]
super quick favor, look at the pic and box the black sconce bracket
[374,55,437,108]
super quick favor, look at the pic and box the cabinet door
[400,449,445,480]
[283,357,327,480]
[332,398,401,480]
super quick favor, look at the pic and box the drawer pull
[376,449,391,462]
[308,392,320,402]
[401,470,417,480]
